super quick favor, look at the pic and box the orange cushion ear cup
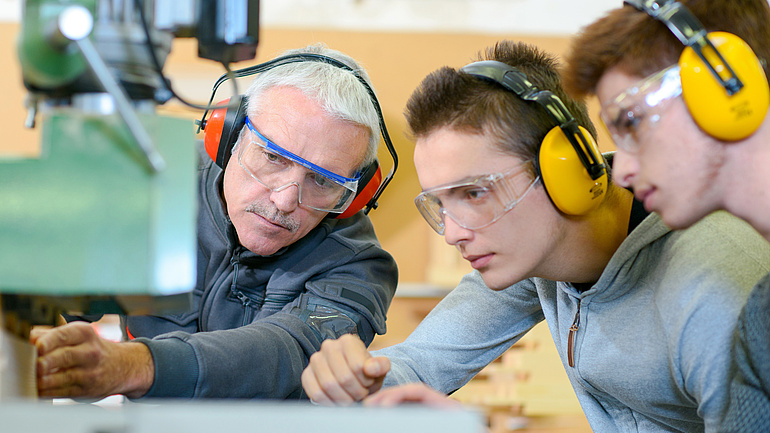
[335,160,382,219]
[679,32,770,141]
[539,125,608,215]
[203,99,229,163]
[203,95,247,168]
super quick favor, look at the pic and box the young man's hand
[31,321,154,399]
[363,383,463,409]
[301,333,390,405]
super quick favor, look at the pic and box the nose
[442,214,473,246]
[611,148,639,189]
[270,182,300,213]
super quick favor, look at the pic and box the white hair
[241,44,381,171]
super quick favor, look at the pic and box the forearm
[375,273,542,393]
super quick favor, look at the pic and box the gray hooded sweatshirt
[376,210,769,432]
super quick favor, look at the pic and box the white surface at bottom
[1,400,484,433]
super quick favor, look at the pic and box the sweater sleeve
[375,272,545,394]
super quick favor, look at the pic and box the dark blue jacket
[127,153,398,399]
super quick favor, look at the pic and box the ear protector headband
[460,60,608,215]
[196,53,398,219]
[624,0,770,141]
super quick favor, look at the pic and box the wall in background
[259,0,619,35]
[0,0,621,30]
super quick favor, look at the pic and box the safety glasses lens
[414,167,536,234]
[601,66,682,152]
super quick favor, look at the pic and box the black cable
[134,0,240,111]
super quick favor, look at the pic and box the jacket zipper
[230,253,241,293]
[229,252,251,327]
[567,300,581,368]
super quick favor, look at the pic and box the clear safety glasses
[414,165,539,235]
[239,118,361,213]
[600,65,683,153]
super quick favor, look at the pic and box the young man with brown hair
[563,1,770,430]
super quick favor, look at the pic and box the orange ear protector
[197,54,397,219]
[460,60,608,216]
[625,0,770,141]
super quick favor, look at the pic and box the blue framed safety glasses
[240,117,361,213]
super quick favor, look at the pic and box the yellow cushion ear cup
[679,31,770,141]
[539,125,608,215]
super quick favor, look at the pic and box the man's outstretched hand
[31,321,153,399]
[302,333,391,405]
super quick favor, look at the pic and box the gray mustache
[245,202,300,232]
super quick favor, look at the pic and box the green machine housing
[0,110,197,314]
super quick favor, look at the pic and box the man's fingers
[37,343,99,376]
[37,364,100,399]
[301,366,359,406]
[304,353,358,405]
[364,384,420,407]
[303,335,386,404]
[29,326,53,345]
[38,367,81,394]
[363,356,390,379]
[34,322,95,355]
[328,342,371,386]
[306,345,364,404]
[363,383,462,409]
[300,366,334,405]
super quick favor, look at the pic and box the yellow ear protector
[625,0,770,141]
[196,54,398,218]
[459,60,608,215]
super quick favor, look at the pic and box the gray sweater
[376,211,770,432]
[720,272,770,432]
[128,154,398,399]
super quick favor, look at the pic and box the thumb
[363,356,391,378]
